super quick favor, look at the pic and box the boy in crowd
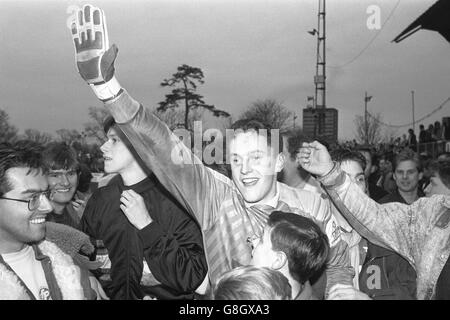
[213,266,291,300]
[249,211,329,300]
[80,117,208,299]
[43,142,86,229]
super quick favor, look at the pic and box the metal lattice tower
[314,0,326,135]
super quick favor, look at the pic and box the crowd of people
[1,4,449,301]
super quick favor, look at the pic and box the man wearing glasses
[0,140,95,300]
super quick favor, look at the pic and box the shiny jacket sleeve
[318,163,446,268]
[104,90,231,231]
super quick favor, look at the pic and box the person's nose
[59,173,70,186]
[100,141,109,153]
[37,194,53,213]
[241,158,252,175]
[424,183,431,197]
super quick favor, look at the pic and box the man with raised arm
[298,141,450,299]
[67,4,353,295]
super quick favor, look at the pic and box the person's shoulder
[279,182,327,205]
[378,191,399,204]
[95,175,122,194]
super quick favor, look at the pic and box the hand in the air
[69,4,117,84]
[120,190,153,230]
[327,284,372,300]
[297,141,334,177]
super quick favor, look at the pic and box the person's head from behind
[438,152,450,161]
[43,142,80,206]
[229,119,284,203]
[280,129,311,181]
[249,211,329,287]
[424,159,450,197]
[392,148,422,193]
[101,116,142,176]
[331,148,367,193]
[212,265,291,300]
[0,141,53,253]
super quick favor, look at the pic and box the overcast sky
[0,0,449,140]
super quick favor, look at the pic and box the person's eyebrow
[107,132,119,138]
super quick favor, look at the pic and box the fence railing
[417,140,450,158]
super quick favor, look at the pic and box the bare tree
[83,106,109,143]
[22,129,53,144]
[354,112,384,145]
[0,109,19,143]
[240,99,292,130]
[56,129,82,144]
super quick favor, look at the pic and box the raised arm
[298,141,423,266]
[68,4,229,229]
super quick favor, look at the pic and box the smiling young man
[68,4,353,295]
[0,141,94,300]
[386,148,424,205]
[80,117,207,300]
[43,142,86,230]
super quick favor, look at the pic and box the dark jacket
[81,174,207,300]
[359,189,421,299]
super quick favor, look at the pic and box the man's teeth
[242,178,258,184]
[56,189,70,192]
[30,218,46,224]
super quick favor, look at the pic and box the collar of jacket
[114,174,156,194]
[0,241,85,300]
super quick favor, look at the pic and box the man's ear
[418,171,423,181]
[275,153,285,173]
[271,251,288,270]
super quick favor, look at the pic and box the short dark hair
[0,140,45,196]
[230,119,283,154]
[267,211,329,284]
[281,129,312,160]
[103,115,137,156]
[103,115,116,134]
[330,148,367,171]
[393,148,422,172]
[42,142,80,172]
[213,266,291,300]
[429,159,450,189]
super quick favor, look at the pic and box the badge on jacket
[435,208,450,229]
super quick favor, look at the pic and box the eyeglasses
[0,190,53,211]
